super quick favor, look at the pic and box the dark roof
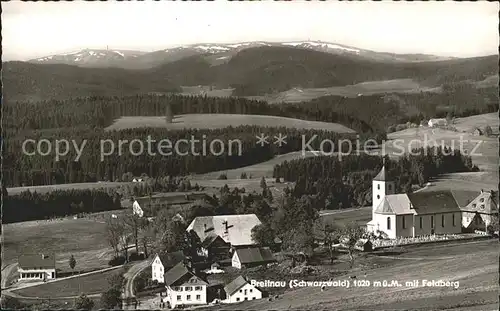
[18,253,56,270]
[224,276,258,296]
[164,262,208,287]
[201,234,226,249]
[374,166,392,182]
[408,190,461,214]
[450,190,480,207]
[460,191,498,214]
[157,251,186,269]
[234,247,276,264]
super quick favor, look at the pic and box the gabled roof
[187,214,262,246]
[373,166,392,182]
[408,190,461,215]
[460,191,498,214]
[157,251,186,269]
[164,262,208,287]
[374,194,413,215]
[234,247,276,264]
[18,253,56,270]
[450,190,481,208]
[224,276,260,296]
[201,234,227,249]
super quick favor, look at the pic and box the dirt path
[123,259,151,298]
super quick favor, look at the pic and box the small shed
[472,128,483,136]
[354,239,373,252]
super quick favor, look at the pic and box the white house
[162,262,208,309]
[151,251,186,284]
[223,276,263,303]
[186,214,262,248]
[18,253,56,281]
[459,190,498,232]
[232,247,276,269]
[428,118,447,127]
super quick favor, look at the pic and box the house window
[253,297,256,300]
[187,295,191,301]
[452,214,455,226]
[244,289,247,295]
[480,198,484,202]
[441,215,445,227]
[177,295,181,300]
[245,297,248,301]
[480,205,485,209]
[388,184,392,191]
[431,216,434,228]
[236,298,240,302]
[472,204,476,208]
[196,295,201,301]
[387,217,391,230]
[250,289,253,293]
[377,195,380,200]
[239,289,242,293]
[419,217,423,229]
[185,287,192,291]
[195,286,202,290]
[402,216,406,229]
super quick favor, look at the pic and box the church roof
[374,166,392,182]
[374,194,413,215]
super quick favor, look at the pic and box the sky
[2,1,498,61]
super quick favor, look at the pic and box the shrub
[217,173,228,180]
[108,255,126,266]
[107,273,126,291]
[100,288,122,309]
[129,252,145,262]
[74,294,95,310]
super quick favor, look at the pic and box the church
[366,166,498,239]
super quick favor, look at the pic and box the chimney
[409,203,413,209]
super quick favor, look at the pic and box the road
[1,263,18,289]
[122,259,151,310]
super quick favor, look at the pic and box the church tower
[372,165,395,219]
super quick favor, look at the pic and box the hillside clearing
[7,182,132,195]
[453,112,499,134]
[2,218,111,271]
[247,79,441,104]
[13,267,126,298]
[105,114,355,133]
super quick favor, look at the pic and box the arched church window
[387,217,391,230]
[377,195,380,199]
[377,184,380,190]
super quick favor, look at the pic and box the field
[453,112,499,134]
[247,79,441,104]
[105,114,355,133]
[209,239,498,310]
[180,86,234,97]
[2,218,111,272]
[7,182,132,196]
[12,267,126,298]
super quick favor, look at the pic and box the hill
[2,62,180,102]
[5,47,496,101]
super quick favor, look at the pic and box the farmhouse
[151,251,187,283]
[18,253,56,281]
[186,214,262,248]
[162,262,209,309]
[199,233,231,261]
[232,247,276,269]
[472,127,483,136]
[428,118,448,127]
[132,192,207,218]
[459,190,498,232]
[223,276,263,303]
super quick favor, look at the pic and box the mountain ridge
[28,40,458,69]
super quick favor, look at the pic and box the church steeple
[372,163,396,219]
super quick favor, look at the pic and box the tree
[69,255,77,275]
[0,296,25,310]
[251,223,277,247]
[106,218,125,258]
[100,288,122,309]
[165,102,173,124]
[123,214,141,254]
[240,172,248,179]
[74,294,94,310]
[260,177,267,189]
[107,273,125,291]
[484,125,493,137]
[339,222,365,268]
[320,224,342,264]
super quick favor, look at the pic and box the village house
[472,127,483,136]
[151,251,187,284]
[162,262,209,309]
[459,190,498,232]
[428,118,448,127]
[223,276,263,303]
[199,233,231,261]
[186,214,262,249]
[366,166,499,239]
[232,247,276,269]
[18,253,56,282]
